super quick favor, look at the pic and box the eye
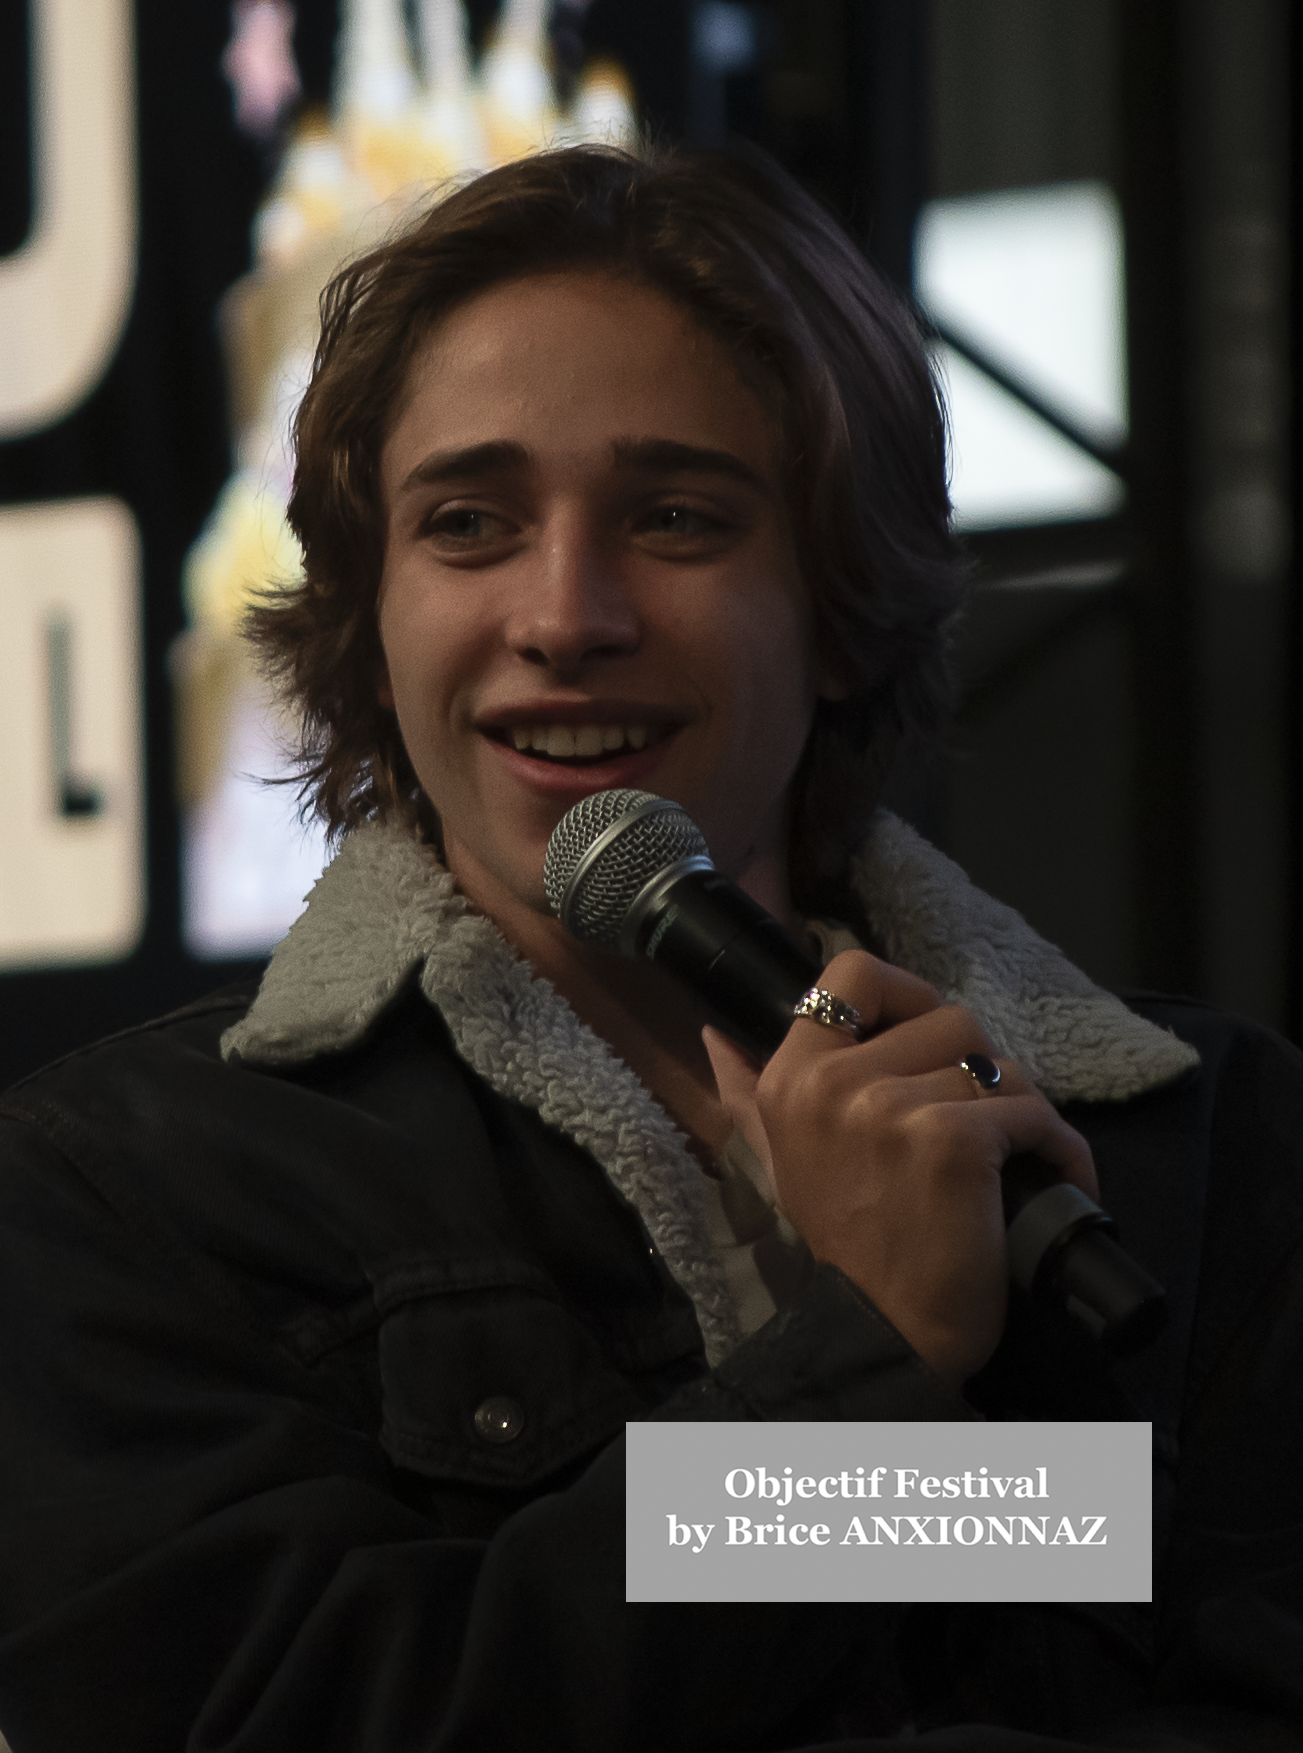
[637,503,726,539]
[426,507,503,541]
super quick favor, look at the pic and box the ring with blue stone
[958,1052,1002,1094]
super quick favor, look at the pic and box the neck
[443,832,801,1155]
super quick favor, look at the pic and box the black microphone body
[631,867,819,1055]
[545,789,1166,1357]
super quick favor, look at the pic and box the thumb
[702,1026,773,1185]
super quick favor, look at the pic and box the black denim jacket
[0,981,1300,1752]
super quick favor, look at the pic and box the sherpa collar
[221,812,1198,1364]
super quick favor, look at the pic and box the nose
[506,508,640,674]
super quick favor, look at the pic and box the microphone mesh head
[544,789,709,951]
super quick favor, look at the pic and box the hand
[703,950,1098,1385]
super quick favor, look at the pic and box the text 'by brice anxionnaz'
[664,1465,1109,1553]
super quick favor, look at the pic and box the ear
[376,658,395,712]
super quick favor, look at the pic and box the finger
[845,1005,1000,1080]
[856,1066,1099,1202]
[702,1025,773,1177]
[868,1058,1037,1110]
[790,949,940,1053]
[984,1096,1099,1200]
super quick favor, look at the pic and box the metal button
[473,1395,525,1444]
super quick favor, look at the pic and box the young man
[0,146,1300,1751]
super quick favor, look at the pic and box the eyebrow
[610,438,766,491]
[397,436,766,496]
[399,441,530,495]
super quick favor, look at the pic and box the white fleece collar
[221,813,1198,1364]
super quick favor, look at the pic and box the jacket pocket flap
[378,1284,641,1487]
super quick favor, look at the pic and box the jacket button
[474,1395,525,1443]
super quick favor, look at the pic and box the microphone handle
[633,869,817,1055]
[634,870,1166,1356]
[1001,1156,1166,1355]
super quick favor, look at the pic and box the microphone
[544,787,1167,1358]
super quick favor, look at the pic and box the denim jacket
[0,819,1299,1751]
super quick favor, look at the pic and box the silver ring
[793,987,864,1038]
[958,1052,1002,1095]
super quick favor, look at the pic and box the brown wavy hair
[250,142,966,914]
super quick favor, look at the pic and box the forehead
[381,271,785,488]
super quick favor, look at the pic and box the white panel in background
[935,345,1125,532]
[0,0,137,437]
[182,693,329,961]
[916,182,1127,451]
[0,500,145,968]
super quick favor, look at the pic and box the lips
[480,704,682,765]
[478,708,681,795]
[504,721,658,762]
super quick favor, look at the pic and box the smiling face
[377,270,831,926]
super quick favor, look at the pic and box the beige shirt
[695,919,865,1338]
[698,1129,811,1337]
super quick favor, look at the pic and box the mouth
[482,718,677,767]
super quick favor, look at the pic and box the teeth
[504,723,662,760]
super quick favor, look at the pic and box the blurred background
[0,0,1297,1086]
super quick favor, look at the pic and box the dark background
[0,0,1297,1086]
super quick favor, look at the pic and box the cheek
[376,568,406,680]
[377,578,443,746]
[733,586,820,719]
[375,600,399,712]
[376,573,494,764]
